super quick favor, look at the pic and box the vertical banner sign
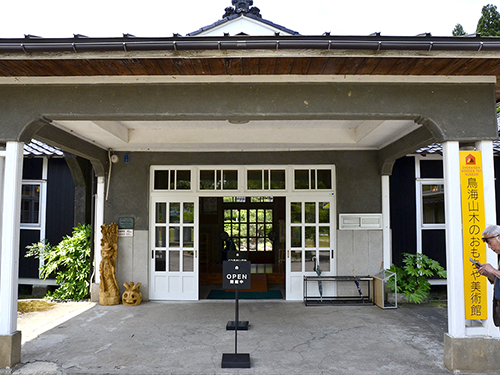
[460,151,487,320]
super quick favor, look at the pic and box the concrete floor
[2,300,496,375]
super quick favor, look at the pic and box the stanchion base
[221,353,251,368]
[226,320,249,330]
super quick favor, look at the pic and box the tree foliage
[26,224,92,300]
[476,4,500,36]
[452,23,466,36]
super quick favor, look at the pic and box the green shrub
[388,253,446,304]
[26,224,92,300]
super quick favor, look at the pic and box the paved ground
[1,300,498,374]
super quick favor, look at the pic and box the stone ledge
[0,331,21,369]
[444,333,500,372]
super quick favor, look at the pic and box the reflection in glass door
[286,196,335,300]
[150,197,198,300]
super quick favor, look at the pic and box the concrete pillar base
[444,333,500,372]
[90,283,100,303]
[0,331,21,368]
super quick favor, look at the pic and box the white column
[476,140,499,337]
[0,142,24,335]
[381,175,391,269]
[94,176,105,282]
[443,141,466,337]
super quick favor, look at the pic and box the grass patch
[18,300,55,313]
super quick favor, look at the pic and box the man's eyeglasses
[482,234,500,243]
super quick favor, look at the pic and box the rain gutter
[0,34,499,54]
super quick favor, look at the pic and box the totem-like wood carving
[99,223,120,305]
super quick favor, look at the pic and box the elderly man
[479,225,500,326]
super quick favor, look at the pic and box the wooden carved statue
[99,223,120,305]
[122,282,142,306]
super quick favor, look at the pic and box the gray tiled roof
[24,139,63,157]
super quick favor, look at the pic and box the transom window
[199,169,238,190]
[294,169,332,190]
[151,166,334,193]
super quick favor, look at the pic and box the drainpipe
[92,176,105,302]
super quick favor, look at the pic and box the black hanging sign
[222,261,251,289]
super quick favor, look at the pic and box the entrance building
[2,0,500,370]
[149,165,337,301]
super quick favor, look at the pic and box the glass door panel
[151,197,198,300]
[286,196,335,301]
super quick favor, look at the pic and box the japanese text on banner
[460,151,487,320]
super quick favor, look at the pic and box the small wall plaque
[118,217,134,229]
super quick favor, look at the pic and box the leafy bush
[387,253,446,304]
[26,224,92,300]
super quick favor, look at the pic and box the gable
[189,14,298,36]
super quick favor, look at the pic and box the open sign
[222,261,251,289]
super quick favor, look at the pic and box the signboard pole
[221,260,251,368]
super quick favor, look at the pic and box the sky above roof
[0,0,490,38]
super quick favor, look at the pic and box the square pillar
[444,140,500,372]
[0,142,24,368]
[91,176,105,302]
[381,175,391,269]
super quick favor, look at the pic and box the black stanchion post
[221,260,251,368]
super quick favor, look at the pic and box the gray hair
[482,225,500,237]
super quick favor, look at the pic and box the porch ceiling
[51,119,420,152]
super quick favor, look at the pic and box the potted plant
[387,253,446,304]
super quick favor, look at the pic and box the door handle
[331,250,334,259]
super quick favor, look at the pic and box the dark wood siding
[390,156,417,266]
[45,158,75,245]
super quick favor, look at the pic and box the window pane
[264,170,269,189]
[305,250,316,272]
[170,203,181,223]
[183,251,194,272]
[169,227,180,247]
[422,184,445,224]
[156,203,166,223]
[305,203,316,223]
[154,171,169,190]
[291,251,302,272]
[257,209,265,223]
[183,227,194,248]
[295,170,309,189]
[317,170,332,189]
[257,238,265,251]
[240,238,248,251]
[249,224,256,236]
[249,209,257,222]
[319,202,330,223]
[200,170,215,190]
[223,170,238,190]
[291,226,302,247]
[21,184,40,224]
[169,250,180,271]
[305,226,316,248]
[270,170,286,189]
[249,238,257,251]
[177,170,191,190]
[265,238,273,251]
[265,209,273,222]
[319,250,330,272]
[247,170,262,190]
[155,250,166,271]
[319,226,330,248]
[240,224,247,237]
[183,203,194,223]
[156,227,166,247]
[291,202,301,223]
